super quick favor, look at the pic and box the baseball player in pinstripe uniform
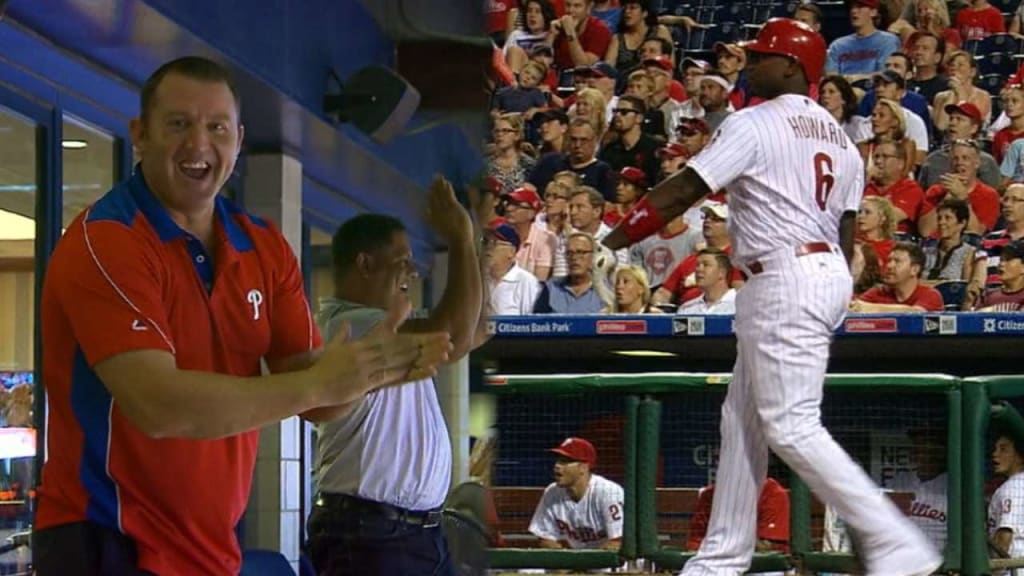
[603,18,941,575]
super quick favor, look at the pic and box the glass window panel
[62,115,115,228]
[0,104,39,572]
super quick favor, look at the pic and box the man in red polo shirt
[850,242,944,312]
[34,57,451,576]
[864,140,925,235]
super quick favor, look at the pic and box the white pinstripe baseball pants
[681,247,938,576]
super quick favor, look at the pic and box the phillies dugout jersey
[37,169,320,575]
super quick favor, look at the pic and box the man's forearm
[603,168,711,250]
[417,239,483,359]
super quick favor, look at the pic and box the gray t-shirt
[313,298,452,510]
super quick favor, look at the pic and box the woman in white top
[859,99,917,175]
[933,50,992,133]
[504,0,558,74]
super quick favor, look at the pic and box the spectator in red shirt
[549,0,613,72]
[604,166,648,227]
[858,196,898,268]
[919,139,1001,237]
[971,242,1024,311]
[656,142,688,180]
[865,140,925,235]
[687,478,790,553]
[954,0,1005,41]
[993,81,1024,164]
[850,242,945,312]
[675,117,711,156]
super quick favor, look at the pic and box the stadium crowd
[482,0,1024,316]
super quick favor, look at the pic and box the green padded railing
[487,548,621,569]
[643,549,791,571]
[486,372,961,393]
[622,395,639,561]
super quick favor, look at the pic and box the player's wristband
[618,196,666,245]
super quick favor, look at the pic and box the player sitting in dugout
[528,437,625,550]
[687,477,790,555]
[989,432,1024,565]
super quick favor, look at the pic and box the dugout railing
[484,372,964,574]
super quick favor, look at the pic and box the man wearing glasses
[599,95,661,181]
[864,140,925,236]
[919,101,1000,190]
[533,232,605,313]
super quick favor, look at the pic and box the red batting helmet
[740,18,826,85]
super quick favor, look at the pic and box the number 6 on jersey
[814,152,835,211]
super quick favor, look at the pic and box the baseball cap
[507,186,543,211]
[677,118,710,136]
[699,74,731,91]
[681,57,712,73]
[656,142,688,159]
[873,69,906,89]
[713,42,745,60]
[486,221,521,250]
[1002,241,1024,262]
[851,0,880,8]
[590,61,618,79]
[944,101,983,125]
[701,203,729,220]
[482,175,501,195]
[642,56,674,73]
[536,108,569,124]
[619,166,649,188]
[549,437,597,466]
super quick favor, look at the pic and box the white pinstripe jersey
[686,94,865,263]
[528,474,624,549]
[989,472,1024,573]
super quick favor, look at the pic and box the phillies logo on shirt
[246,289,264,320]
[908,501,946,523]
[645,246,675,276]
[554,519,608,543]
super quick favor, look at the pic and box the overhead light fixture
[61,139,88,150]
[611,350,679,358]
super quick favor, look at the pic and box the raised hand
[427,175,475,243]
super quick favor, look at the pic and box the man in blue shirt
[858,52,934,140]
[534,232,605,313]
[825,0,901,85]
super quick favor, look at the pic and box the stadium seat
[990,0,1019,16]
[963,232,985,248]
[963,38,981,56]
[704,21,743,46]
[715,3,753,24]
[978,73,1007,96]
[769,1,798,18]
[934,280,969,311]
[977,52,1018,77]
[977,33,1021,55]
[240,549,295,576]
[696,6,718,25]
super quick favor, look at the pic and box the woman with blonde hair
[859,99,917,173]
[572,87,608,142]
[857,196,898,269]
[932,50,991,133]
[889,0,962,50]
[601,265,658,314]
[487,113,536,196]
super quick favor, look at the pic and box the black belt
[316,493,443,528]
[747,242,834,275]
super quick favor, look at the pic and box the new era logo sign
[672,317,705,336]
[924,315,957,335]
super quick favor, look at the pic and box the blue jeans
[307,500,454,576]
